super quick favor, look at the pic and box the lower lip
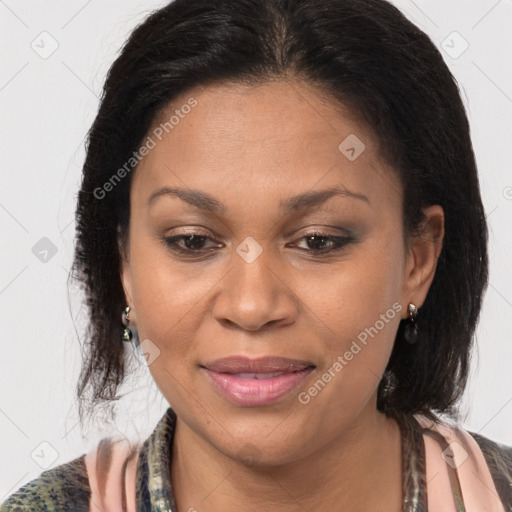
[202,367,314,406]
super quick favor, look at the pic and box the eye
[161,230,355,257]
[162,233,222,255]
[290,231,355,254]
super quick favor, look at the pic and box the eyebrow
[147,185,369,214]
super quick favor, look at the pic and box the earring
[122,305,133,342]
[403,303,420,344]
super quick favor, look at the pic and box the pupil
[185,235,205,250]
[308,235,326,250]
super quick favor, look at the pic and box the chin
[205,421,314,469]
[226,439,304,469]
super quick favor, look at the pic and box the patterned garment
[1,407,511,511]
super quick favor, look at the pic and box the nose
[212,243,298,332]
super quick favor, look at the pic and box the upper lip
[202,356,315,374]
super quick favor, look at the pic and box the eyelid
[161,225,356,258]
[288,225,353,239]
[163,225,223,240]
[165,224,351,242]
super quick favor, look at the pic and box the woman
[2,0,511,510]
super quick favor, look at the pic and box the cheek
[128,239,222,356]
[127,246,209,404]
[300,233,404,401]
[301,234,404,345]
[127,218,405,408]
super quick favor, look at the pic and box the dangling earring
[403,303,420,344]
[122,305,133,342]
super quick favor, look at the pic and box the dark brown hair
[71,0,488,423]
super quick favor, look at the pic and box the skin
[120,79,444,512]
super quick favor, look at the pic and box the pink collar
[84,414,505,511]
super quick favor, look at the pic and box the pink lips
[201,356,315,406]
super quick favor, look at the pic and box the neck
[170,405,402,512]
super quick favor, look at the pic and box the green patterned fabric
[0,454,90,512]
[1,408,511,511]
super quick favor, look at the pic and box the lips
[201,356,315,406]
[202,356,314,374]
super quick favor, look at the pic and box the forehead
[131,80,401,214]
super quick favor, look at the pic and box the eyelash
[161,231,355,257]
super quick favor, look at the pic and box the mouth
[200,356,316,406]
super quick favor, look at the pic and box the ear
[400,204,444,317]
[119,234,136,324]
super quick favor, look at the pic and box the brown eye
[163,233,222,254]
[161,230,355,258]
[291,232,355,254]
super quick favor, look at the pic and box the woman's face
[121,80,441,465]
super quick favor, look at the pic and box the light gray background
[1,0,511,500]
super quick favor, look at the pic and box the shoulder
[467,430,512,507]
[1,436,142,512]
[413,414,512,509]
[0,454,90,512]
